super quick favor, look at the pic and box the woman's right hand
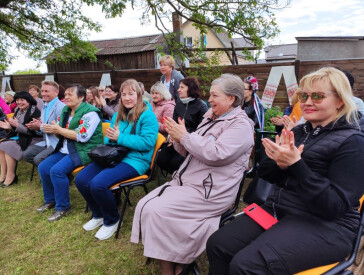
[95,96,106,107]
[270,115,283,126]
[0,120,11,130]
[282,115,297,131]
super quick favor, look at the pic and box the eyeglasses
[297,92,336,104]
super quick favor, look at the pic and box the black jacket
[259,116,364,233]
[173,98,208,133]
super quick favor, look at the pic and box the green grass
[0,161,217,274]
[0,161,159,274]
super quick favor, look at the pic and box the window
[184,37,193,48]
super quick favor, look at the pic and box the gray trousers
[23,145,55,166]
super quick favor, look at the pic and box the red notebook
[243,203,278,230]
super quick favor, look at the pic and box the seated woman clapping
[37,84,103,221]
[0,92,42,187]
[151,81,176,138]
[75,79,158,241]
[131,74,254,274]
[206,67,364,274]
[157,77,208,174]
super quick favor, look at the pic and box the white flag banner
[99,73,111,87]
[261,67,283,109]
[261,66,298,109]
[282,66,298,105]
[1,77,12,98]
[45,75,54,81]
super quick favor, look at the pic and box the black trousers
[206,206,355,275]
[156,143,185,174]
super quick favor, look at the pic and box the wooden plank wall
[2,58,364,112]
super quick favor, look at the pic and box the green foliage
[13,68,41,75]
[264,106,283,132]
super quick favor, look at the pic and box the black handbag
[88,120,138,168]
[88,145,129,167]
[243,173,275,205]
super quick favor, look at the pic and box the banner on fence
[99,73,111,87]
[1,77,12,98]
[261,66,298,109]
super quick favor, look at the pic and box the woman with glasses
[207,67,364,274]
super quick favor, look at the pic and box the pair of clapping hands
[163,117,187,144]
[270,115,297,131]
[262,129,304,169]
[0,117,19,129]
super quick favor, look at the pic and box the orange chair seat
[109,175,148,189]
[72,165,86,173]
[295,263,338,274]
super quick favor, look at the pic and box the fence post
[294,59,300,81]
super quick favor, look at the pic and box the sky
[5,0,364,74]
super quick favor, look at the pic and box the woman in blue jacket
[75,79,159,241]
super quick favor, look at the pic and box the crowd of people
[1,56,364,274]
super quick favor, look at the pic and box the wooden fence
[2,58,364,111]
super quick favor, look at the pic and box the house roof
[91,34,165,56]
[265,43,297,60]
[296,36,364,41]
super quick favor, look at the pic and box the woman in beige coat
[131,74,255,274]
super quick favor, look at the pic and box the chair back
[102,122,110,141]
[219,171,247,227]
[6,113,13,119]
[149,133,166,170]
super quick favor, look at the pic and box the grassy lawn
[0,160,217,274]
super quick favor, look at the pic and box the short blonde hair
[150,81,172,100]
[159,55,175,69]
[297,67,358,125]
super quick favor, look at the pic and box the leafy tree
[0,0,288,70]
[13,68,41,75]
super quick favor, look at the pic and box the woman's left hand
[262,129,304,169]
[0,120,11,130]
[106,124,120,142]
[164,117,187,143]
[42,121,62,134]
[7,117,18,128]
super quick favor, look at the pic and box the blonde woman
[207,67,364,274]
[159,55,184,101]
[75,79,158,240]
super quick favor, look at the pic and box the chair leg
[143,184,148,194]
[122,188,131,206]
[30,163,35,182]
[115,187,132,239]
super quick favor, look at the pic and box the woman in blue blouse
[75,79,159,241]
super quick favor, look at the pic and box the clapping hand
[0,119,11,130]
[270,115,284,126]
[25,118,42,130]
[7,117,19,128]
[262,129,304,169]
[282,115,297,131]
[94,96,106,107]
[164,117,187,143]
[42,121,62,134]
[106,124,120,142]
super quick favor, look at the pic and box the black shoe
[36,203,56,213]
[1,175,18,188]
[47,206,72,221]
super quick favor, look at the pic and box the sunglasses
[297,92,336,104]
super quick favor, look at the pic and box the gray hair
[150,81,172,100]
[211,74,245,107]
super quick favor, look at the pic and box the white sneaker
[95,221,120,240]
[83,218,104,231]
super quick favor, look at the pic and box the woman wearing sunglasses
[207,67,364,274]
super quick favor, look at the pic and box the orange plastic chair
[295,195,364,275]
[109,133,166,238]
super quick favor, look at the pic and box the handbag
[88,119,138,168]
[243,173,275,205]
[88,145,129,167]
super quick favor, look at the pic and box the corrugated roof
[91,34,165,55]
[296,36,364,41]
